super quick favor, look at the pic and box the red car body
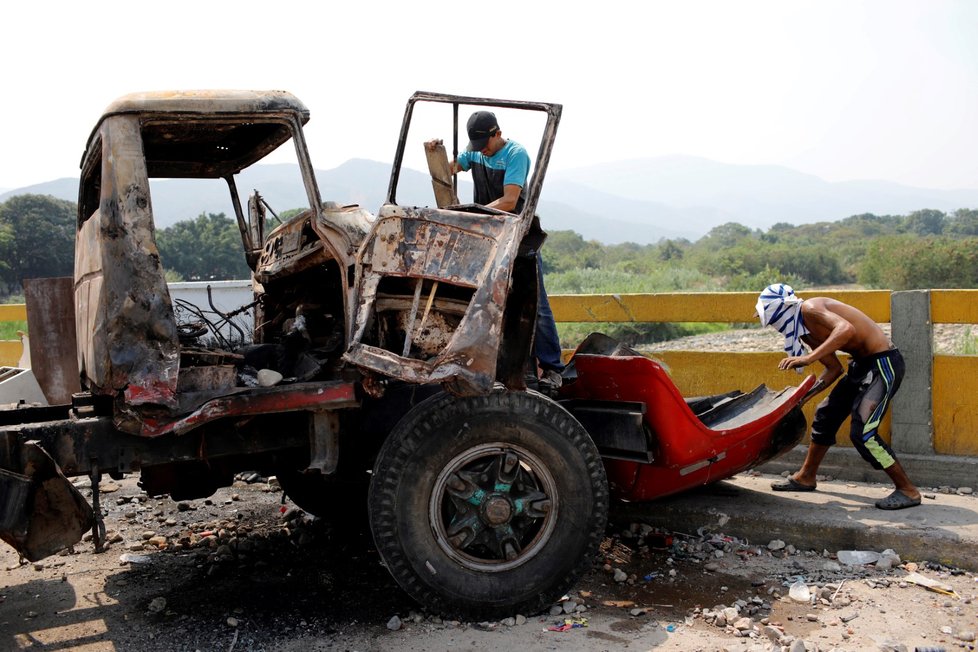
[559,336,814,502]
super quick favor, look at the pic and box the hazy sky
[3,0,977,190]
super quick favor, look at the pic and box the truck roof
[81,90,310,178]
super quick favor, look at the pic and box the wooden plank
[423,140,459,208]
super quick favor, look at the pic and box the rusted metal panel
[23,277,81,405]
[0,441,94,561]
[137,381,358,438]
[75,115,181,414]
[345,204,522,395]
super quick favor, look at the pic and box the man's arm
[486,184,522,212]
[778,303,855,372]
[800,350,843,403]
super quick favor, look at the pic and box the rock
[762,624,782,641]
[705,562,720,572]
[958,486,974,495]
[788,640,808,652]
[500,617,516,627]
[837,550,880,565]
[561,600,577,614]
[768,539,786,551]
[613,568,628,582]
[227,617,239,627]
[549,605,563,616]
[723,607,739,622]
[955,630,977,642]
[515,614,527,626]
[257,369,283,387]
[386,615,402,631]
[147,597,167,614]
[733,616,753,631]
[788,580,811,602]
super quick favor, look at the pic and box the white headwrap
[756,283,809,371]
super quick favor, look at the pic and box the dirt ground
[2,475,976,652]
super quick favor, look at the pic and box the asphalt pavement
[611,471,978,572]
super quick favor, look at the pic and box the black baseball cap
[466,111,499,152]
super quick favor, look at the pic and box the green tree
[903,209,946,236]
[948,209,978,236]
[156,212,251,281]
[0,194,76,296]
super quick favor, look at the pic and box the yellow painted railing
[2,290,975,456]
[0,304,27,367]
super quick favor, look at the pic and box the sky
[2,0,978,191]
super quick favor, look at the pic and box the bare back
[801,297,892,359]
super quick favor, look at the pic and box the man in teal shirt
[450,111,564,391]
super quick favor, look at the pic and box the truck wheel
[368,390,608,619]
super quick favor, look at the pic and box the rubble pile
[591,521,978,651]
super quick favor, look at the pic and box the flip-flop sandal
[876,490,921,510]
[771,477,817,492]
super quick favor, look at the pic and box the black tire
[368,390,608,619]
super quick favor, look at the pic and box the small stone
[768,539,786,551]
[227,617,239,627]
[147,597,167,614]
[561,600,577,614]
[705,562,720,572]
[733,616,753,631]
[386,615,402,631]
[257,369,283,387]
[954,630,976,642]
[177,502,191,512]
[549,605,563,616]
[500,617,516,627]
[613,568,628,582]
[762,624,782,641]
[957,486,974,495]
[515,614,526,626]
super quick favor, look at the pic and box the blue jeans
[533,254,564,372]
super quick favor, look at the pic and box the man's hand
[778,355,810,371]
[423,138,443,152]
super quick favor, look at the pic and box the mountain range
[4,156,978,244]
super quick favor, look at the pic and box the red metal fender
[561,354,815,501]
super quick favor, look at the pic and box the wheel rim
[429,442,558,572]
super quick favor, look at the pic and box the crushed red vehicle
[0,90,812,618]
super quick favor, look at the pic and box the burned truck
[0,90,811,618]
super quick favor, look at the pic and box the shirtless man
[756,283,921,510]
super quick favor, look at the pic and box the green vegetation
[0,194,975,349]
[0,320,27,340]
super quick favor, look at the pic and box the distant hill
[4,155,978,245]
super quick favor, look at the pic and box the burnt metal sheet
[75,115,180,416]
[345,205,521,395]
[136,381,358,438]
[23,277,81,405]
[0,441,94,562]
